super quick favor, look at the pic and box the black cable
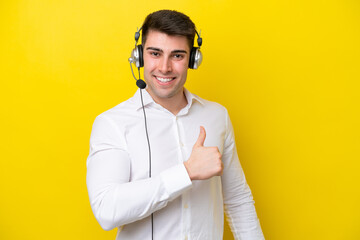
[139,76,154,240]
[139,89,152,178]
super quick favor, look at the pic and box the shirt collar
[131,88,204,111]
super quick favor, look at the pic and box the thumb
[194,126,206,147]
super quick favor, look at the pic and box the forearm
[222,111,264,239]
[224,184,264,240]
[86,149,192,230]
[221,149,264,239]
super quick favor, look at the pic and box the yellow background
[1,0,359,239]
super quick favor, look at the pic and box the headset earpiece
[130,45,144,68]
[189,47,202,69]
[130,27,144,68]
[188,30,203,69]
[138,45,144,68]
[134,44,144,68]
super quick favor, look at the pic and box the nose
[158,56,172,73]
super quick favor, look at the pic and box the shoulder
[188,92,231,132]
[89,96,141,141]
[192,93,229,116]
[95,93,138,123]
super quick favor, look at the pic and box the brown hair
[141,10,196,50]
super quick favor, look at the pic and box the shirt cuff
[160,164,192,201]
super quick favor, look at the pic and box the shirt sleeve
[86,115,192,231]
[221,110,265,240]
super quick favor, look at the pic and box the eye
[150,51,160,57]
[173,54,184,60]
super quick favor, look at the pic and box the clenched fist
[184,126,223,180]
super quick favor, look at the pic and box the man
[86,10,264,240]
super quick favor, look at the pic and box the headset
[129,27,203,88]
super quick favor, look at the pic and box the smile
[155,76,176,83]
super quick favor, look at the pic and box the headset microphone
[136,79,146,89]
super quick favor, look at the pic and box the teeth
[156,77,173,83]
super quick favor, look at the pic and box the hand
[184,126,223,180]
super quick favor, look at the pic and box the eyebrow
[146,47,188,54]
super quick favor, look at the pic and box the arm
[221,111,265,240]
[86,115,192,231]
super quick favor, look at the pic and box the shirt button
[184,236,188,240]
[180,142,184,147]
[184,204,188,209]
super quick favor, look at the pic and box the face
[143,30,190,103]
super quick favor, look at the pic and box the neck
[146,88,188,115]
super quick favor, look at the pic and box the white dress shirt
[86,88,264,240]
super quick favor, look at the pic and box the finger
[194,126,206,147]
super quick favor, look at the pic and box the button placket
[174,116,187,160]
[173,116,183,164]
[177,118,188,161]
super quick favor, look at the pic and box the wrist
[183,161,194,180]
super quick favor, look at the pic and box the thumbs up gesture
[184,126,224,180]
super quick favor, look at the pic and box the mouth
[154,76,176,84]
